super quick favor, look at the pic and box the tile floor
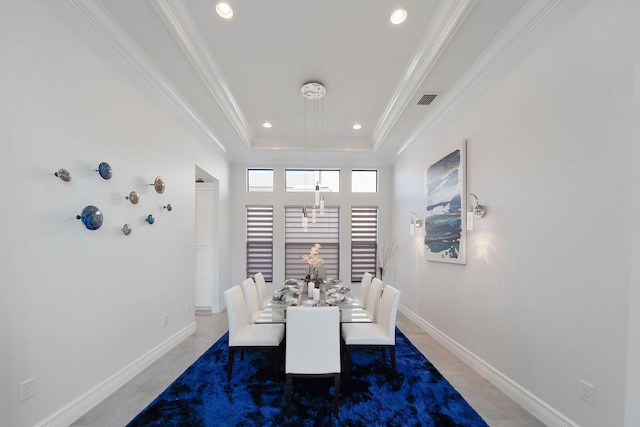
[71,311,544,427]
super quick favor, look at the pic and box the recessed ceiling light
[215,2,233,19]
[390,8,407,25]
[262,122,272,129]
[352,123,362,130]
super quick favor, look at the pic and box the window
[247,169,273,192]
[285,206,340,279]
[285,169,340,193]
[351,170,377,192]
[351,206,378,282]
[246,206,273,281]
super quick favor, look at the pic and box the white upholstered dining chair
[223,285,284,380]
[355,272,373,309]
[241,277,263,323]
[365,278,382,323]
[254,272,270,310]
[285,306,341,418]
[341,285,401,378]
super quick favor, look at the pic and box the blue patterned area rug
[127,328,488,427]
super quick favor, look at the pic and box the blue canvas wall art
[424,142,466,264]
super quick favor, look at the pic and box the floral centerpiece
[300,243,324,280]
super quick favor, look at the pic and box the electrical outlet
[580,380,595,405]
[20,378,35,402]
[163,314,169,327]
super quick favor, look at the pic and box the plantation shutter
[246,205,273,282]
[351,206,378,282]
[284,206,340,280]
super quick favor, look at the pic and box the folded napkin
[272,293,287,303]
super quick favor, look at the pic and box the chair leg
[286,374,292,418]
[227,347,235,380]
[333,373,340,417]
[273,347,280,381]
[345,347,351,378]
[390,346,396,372]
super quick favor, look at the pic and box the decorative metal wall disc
[97,162,112,180]
[76,205,103,230]
[126,191,139,204]
[163,204,172,212]
[152,176,165,194]
[146,214,155,225]
[55,168,72,182]
[121,224,132,235]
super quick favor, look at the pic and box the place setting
[323,279,353,306]
[271,280,302,306]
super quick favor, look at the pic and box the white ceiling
[71,0,534,166]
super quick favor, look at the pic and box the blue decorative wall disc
[77,205,103,230]
[97,162,112,180]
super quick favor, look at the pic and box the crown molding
[67,0,226,154]
[371,0,477,151]
[395,0,561,158]
[252,136,372,152]
[231,150,392,168]
[151,0,253,149]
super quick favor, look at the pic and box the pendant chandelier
[301,81,326,231]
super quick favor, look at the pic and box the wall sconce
[467,193,487,231]
[410,212,423,235]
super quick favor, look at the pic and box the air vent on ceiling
[417,94,437,106]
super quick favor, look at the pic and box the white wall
[393,0,633,426]
[0,1,230,426]
[625,2,640,425]
[229,163,393,289]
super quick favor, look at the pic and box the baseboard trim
[195,302,225,313]
[212,302,225,313]
[398,305,578,427]
[37,321,197,427]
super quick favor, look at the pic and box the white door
[195,182,216,311]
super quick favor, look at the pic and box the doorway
[195,166,220,312]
